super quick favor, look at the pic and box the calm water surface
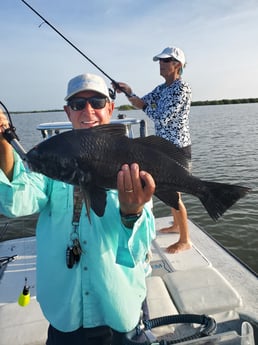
[0,103,257,273]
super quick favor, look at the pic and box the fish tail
[198,181,251,221]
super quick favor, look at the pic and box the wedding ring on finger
[125,189,134,193]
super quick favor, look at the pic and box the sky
[1,0,258,111]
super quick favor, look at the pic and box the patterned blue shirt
[142,78,192,148]
[0,153,155,332]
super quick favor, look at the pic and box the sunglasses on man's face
[67,96,108,111]
[159,57,178,63]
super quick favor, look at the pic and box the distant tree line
[191,98,258,106]
[6,98,258,114]
[117,98,258,111]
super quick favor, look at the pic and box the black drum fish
[26,124,250,220]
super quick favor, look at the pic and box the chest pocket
[49,181,71,215]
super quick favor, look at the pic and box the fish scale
[26,124,251,221]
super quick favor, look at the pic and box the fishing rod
[0,101,28,160]
[0,101,18,138]
[20,0,131,98]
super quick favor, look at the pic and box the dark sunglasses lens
[68,99,86,111]
[68,97,107,110]
[90,97,107,109]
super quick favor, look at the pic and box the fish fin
[82,123,127,137]
[81,186,107,221]
[81,188,92,224]
[155,188,179,210]
[134,136,190,170]
[90,187,107,217]
[197,181,251,221]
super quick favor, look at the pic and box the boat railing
[36,115,147,139]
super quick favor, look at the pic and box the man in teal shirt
[0,73,156,345]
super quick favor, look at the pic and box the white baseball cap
[65,73,110,101]
[153,47,186,67]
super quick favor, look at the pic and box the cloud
[1,0,258,110]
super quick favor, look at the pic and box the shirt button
[85,291,89,296]
[84,266,88,271]
[83,240,87,245]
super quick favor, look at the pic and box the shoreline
[8,97,258,114]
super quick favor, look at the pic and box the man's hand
[0,109,10,141]
[0,109,14,180]
[112,82,146,109]
[117,163,155,215]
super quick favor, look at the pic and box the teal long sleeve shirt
[0,153,156,332]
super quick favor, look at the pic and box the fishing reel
[0,101,28,161]
[0,101,19,139]
[109,88,116,100]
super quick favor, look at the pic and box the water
[0,104,257,273]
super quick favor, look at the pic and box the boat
[0,118,257,345]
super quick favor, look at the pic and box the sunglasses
[159,57,178,63]
[67,96,108,111]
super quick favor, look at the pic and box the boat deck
[0,217,257,344]
[154,217,258,318]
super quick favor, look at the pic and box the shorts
[46,324,125,345]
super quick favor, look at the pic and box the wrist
[142,103,147,111]
[127,93,137,98]
[120,209,142,228]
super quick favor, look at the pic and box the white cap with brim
[153,47,186,67]
[65,73,110,101]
